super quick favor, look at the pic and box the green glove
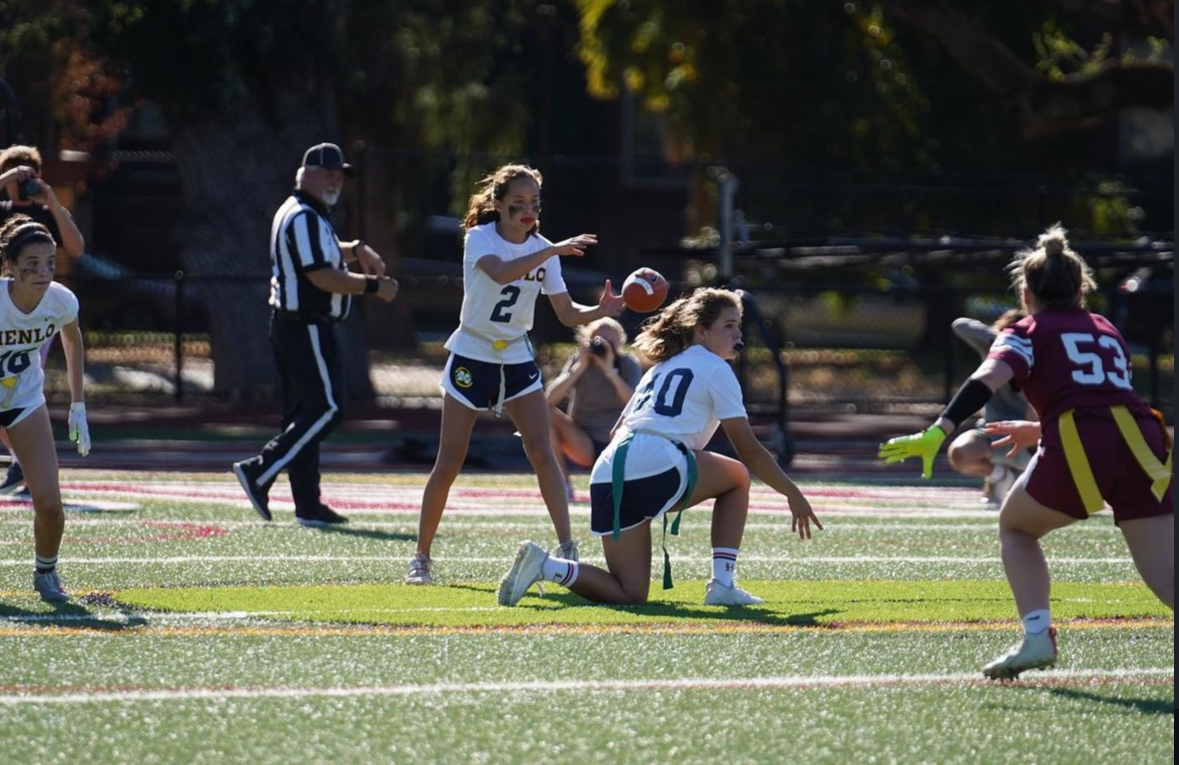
[877,426,947,479]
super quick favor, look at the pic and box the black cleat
[233,459,271,521]
[295,504,349,528]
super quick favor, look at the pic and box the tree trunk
[169,88,375,400]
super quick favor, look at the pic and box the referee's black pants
[254,313,345,513]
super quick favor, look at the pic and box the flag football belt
[611,429,698,590]
[457,327,534,418]
[1059,405,1173,515]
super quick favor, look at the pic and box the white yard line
[0,667,1170,705]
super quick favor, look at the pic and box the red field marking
[62,521,230,545]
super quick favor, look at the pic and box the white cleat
[405,553,433,585]
[704,579,764,606]
[990,466,1020,503]
[497,541,548,607]
[555,539,579,562]
[982,627,1058,680]
[33,571,70,603]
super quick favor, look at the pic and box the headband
[4,222,53,256]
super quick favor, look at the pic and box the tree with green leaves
[575,0,1173,233]
[2,0,556,396]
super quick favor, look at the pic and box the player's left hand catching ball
[597,279,625,317]
[68,402,90,457]
[877,425,946,479]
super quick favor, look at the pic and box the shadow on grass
[0,595,148,632]
[446,584,842,627]
[1038,686,1175,717]
[541,591,842,627]
[301,525,417,543]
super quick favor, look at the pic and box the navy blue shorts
[0,406,29,429]
[441,353,544,411]
[589,467,685,536]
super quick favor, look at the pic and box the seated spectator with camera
[0,145,86,494]
[546,317,643,499]
[0,146,85,261]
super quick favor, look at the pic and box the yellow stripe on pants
[1060,406,1174,515]
[1059,410,1105,515]
[1110,405,1173,502]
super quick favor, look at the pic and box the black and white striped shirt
[268,190,350,321]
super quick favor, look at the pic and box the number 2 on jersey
[1060,332,1132,390]
[634,369,694,417]
[490,286,521,323]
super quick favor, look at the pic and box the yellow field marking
[0,616,1170,638]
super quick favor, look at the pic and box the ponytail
[633,287,741,362]
[1008,224,1096,310]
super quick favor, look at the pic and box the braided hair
[1008,224,1096,311]
[462,164,543,236]
[633,288,742,362]
[0,214,55,271]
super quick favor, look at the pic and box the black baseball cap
[301,143,355,177]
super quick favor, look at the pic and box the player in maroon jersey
[879,225,1173,679]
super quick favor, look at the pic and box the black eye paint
[508,205,523,218]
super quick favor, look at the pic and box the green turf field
[0,471,1171,764]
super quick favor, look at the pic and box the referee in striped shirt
[234,143,397,526]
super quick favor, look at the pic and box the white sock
[34,554,57,574]
[711,547,739,587]
[542,556,579,587]
[1021,608,1051,635]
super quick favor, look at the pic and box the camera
[590,337,607,357]
[17,179,39,200]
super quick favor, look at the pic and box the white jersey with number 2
[444,222,568,364]
[0,279,78,412]
[592,344,747,483]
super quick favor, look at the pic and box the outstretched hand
[877,425,947,479]
[552,234,598,257]
[597,279,625,317]
[984,420,1041,458]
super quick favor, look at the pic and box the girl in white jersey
[498,288,821,606]
[0,215,90,603]
[406,165,625,584]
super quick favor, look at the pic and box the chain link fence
[49,252,1173,424]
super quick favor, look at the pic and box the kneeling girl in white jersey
[406,165,625,585]
[499,287,821,606]
[0,215,90,602]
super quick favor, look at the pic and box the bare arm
[721,416,821,539]
[547,286,625,328]
[306,268,398,301]
[596,344,636,404]
[41,190,85,258]
[340,240,387,277]
[475,235,596,285]
[58,319,85,404]
[546,349,590,405]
